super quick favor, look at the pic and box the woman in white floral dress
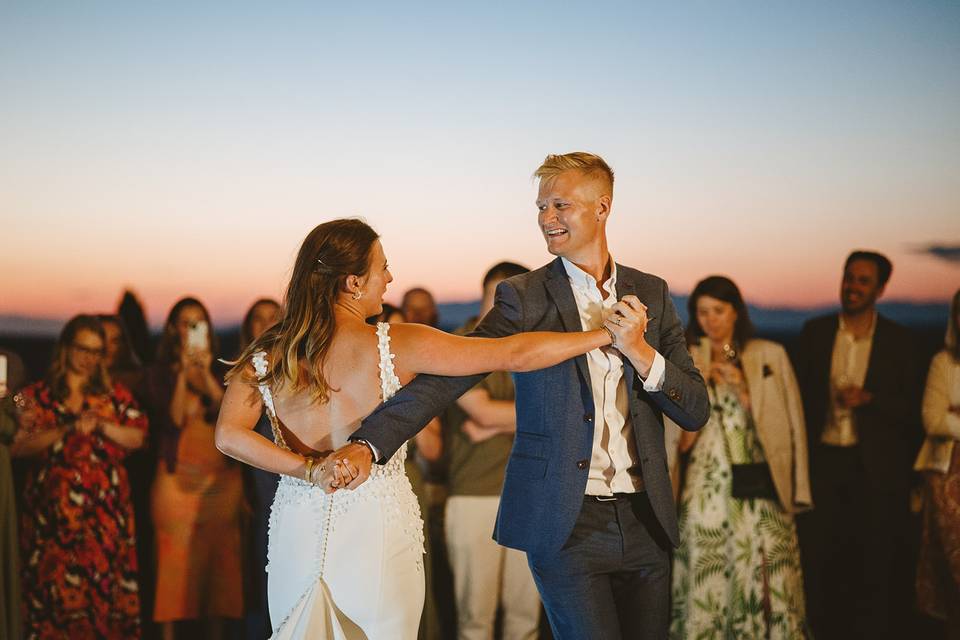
[214,219,614,639]
[670,276,812,640]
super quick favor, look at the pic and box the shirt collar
[561,256,617,294]
[838,310,878,341]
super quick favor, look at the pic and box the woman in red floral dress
[12,315,147,639]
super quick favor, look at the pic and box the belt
[586,492,642,502]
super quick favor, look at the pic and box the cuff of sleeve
[352,438,383,464]
[640,351,666,392]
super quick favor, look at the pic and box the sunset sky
[2,2,958,328]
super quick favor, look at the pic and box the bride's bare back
[271,322,387,455]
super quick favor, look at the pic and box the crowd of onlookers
[0,249,957,640]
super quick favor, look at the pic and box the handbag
[708,351,778,501]
[730,462,778,500]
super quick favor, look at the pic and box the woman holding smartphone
[140,298,243,639]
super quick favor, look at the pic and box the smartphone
[0,354,7,398]
[186,321,209,351]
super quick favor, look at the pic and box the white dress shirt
[822,312,876,447]
[561,258,666,496]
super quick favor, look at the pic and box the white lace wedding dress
[253,323,425,639]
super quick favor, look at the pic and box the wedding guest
[0,348,25,640]
[444,261,542,640]
[915,287,960,636]
[396,293,444,640]
[793,251,921,639]
[11,315,147,639]
[238,297,281,640]
[140,298,243,639]
[402,287,439,327]
[118,289,154,367]
[99,314,144,394]
[97,314,155,634]
[240,298,281,351]
[670,276,810,639]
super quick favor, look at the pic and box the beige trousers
[445,495,540,640]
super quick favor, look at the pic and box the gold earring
[353,290,363,301]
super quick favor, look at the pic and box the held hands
[73,410,100,436]
[836,385,873,409]
[708,361,744,388]
[604,295,656,377]
[316,442,374,494]
[180,347,213,372]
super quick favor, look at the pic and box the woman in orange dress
[12,315,147,639]
[140,297,243,639]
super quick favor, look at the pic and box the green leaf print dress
[670,382,808,640]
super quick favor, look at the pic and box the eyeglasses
[71,343,104,358]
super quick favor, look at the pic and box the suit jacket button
[584,414,593,423]
[576,460,588,470]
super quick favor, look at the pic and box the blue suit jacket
[352,258,709,553]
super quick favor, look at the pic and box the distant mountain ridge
[432,298,951,334]
[0,298,950,338]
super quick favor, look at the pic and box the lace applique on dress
[252,350,289,451]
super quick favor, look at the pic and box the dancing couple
[215,151,709,639]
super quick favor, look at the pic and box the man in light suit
[340,152,709,638]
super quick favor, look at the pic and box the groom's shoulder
[617,263,667,290]
[498,262,554,294]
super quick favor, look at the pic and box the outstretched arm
[349,279,527,464]
[389,322,609,378]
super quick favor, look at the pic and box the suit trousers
[798,445,904,640]
[445,495,540,640]
[527,492,671,640]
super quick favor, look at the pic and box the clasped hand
[315,442,374,493]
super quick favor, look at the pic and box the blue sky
[2,1,958,325]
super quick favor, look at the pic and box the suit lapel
[862,314,887,394]
[544,259,593,391]
[615,271,638,381]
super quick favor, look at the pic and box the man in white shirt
[794,251,922,640]
[347,152,710,639]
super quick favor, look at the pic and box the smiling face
[695,295,738,346]
[536,170,611,264]
[841,258,884,315]
[356,239,393,317]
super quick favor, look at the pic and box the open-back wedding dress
[254,323,425,639]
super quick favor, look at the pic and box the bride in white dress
[214,219,615,639]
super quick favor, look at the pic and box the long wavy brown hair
[227,219,380,404]
[46,314,111,401]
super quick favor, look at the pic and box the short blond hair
[534,152,614,192]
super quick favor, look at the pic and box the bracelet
[600,324,617,348]
[304,456,314,483]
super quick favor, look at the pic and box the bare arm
[457,387,516,431]
[99,421,146,450]
[415,417,443,462]
[390,322,610,379]
[10,426,68,458]
[169,369,190,428]
[214,377,317,479]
